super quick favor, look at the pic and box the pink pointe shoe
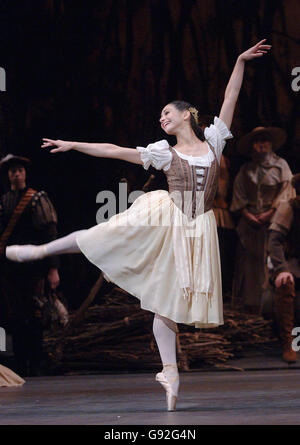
[156,364,179,411]
[6,244,47,262]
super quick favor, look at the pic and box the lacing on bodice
[165,142,220,219]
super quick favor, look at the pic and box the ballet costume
[6,117,233,410]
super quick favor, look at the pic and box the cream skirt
[76,190,223,328]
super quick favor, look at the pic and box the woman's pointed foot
[166,393,177,412]
[6,244,47,262]
[156,364,179,411]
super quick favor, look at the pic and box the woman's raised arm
[41,139,143,165]
[219,39,272,130]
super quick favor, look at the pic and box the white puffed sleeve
[204,117,233,164]
[136,139,173,171]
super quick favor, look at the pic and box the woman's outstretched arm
[219,39,272,130]
[41,139,143,165]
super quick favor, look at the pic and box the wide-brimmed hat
[0,154,31,173]
[237,126,286,156]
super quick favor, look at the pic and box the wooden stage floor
[1,368,300,425]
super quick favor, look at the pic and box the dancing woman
[6,40,271,411]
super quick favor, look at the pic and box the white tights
[42,230,86,256]
[6,230,87,262]
[153,314,177,365]
[153,314,179,396]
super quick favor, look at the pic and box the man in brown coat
[230,127,295,313]
[268,173,300,363]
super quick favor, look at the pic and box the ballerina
[6,40,271,411]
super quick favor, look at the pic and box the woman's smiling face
[159,104,186,135]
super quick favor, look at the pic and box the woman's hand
[238,39,272,62]
[42,138,74,153]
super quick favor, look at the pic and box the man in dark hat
[0,154,60,376]
[230,127,295,313]
[267,174,300,363]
